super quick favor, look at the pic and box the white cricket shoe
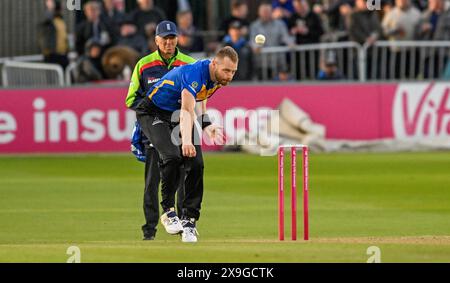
[181,219,199,243]
[160,209,183,235]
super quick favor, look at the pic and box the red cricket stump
[291,147,297,241]
[302,146,309,240]
[278,145,309,241]
[278,147,284,241]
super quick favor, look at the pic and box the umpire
[125,20,196,240]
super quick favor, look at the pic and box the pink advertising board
[0,88,135,153]
[0,82,449,154]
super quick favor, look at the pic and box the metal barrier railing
[362,41,450,81]
[260,40,450,82]
[0,54,43,64]
[2,41,450,87]
[65,62,77,86]
[260,41,363,81]
[2,60,64,87]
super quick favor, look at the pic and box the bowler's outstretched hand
[205,124,225,145]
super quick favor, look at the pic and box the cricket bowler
[125,21,195,241]
[135,46,238,242]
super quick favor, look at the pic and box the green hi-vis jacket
[125,48,196,109]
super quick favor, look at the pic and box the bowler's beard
[215,69,230,86]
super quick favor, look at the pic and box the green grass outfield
[0,152,449,262]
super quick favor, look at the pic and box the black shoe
[143,230,156,240]
[143,235,155,240]
[142,226,156,240]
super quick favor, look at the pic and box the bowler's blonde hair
[215,46,239,63]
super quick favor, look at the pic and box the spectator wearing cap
[117,17,148,55]
[222,21,253,80]
[76,0,115,56]
[219,0,250,40]
[73,39,105,83]
[176,10,204,53]
[274,67,295,81]
[38,0,69,69]
[130,0,167,40]
[250,1,295,80]
[125,20,196,241]
[317,51,345,80]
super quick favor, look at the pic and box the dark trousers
[136,99,204,221]
[141,145,184,237]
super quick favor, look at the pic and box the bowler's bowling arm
[180,89,196,145]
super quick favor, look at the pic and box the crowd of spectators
[37,0,450,83]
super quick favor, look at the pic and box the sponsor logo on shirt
[148,77,160,84]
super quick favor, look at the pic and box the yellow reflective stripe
[149,87,159,99]
[149,80,175,99]
[163,79,175,86]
